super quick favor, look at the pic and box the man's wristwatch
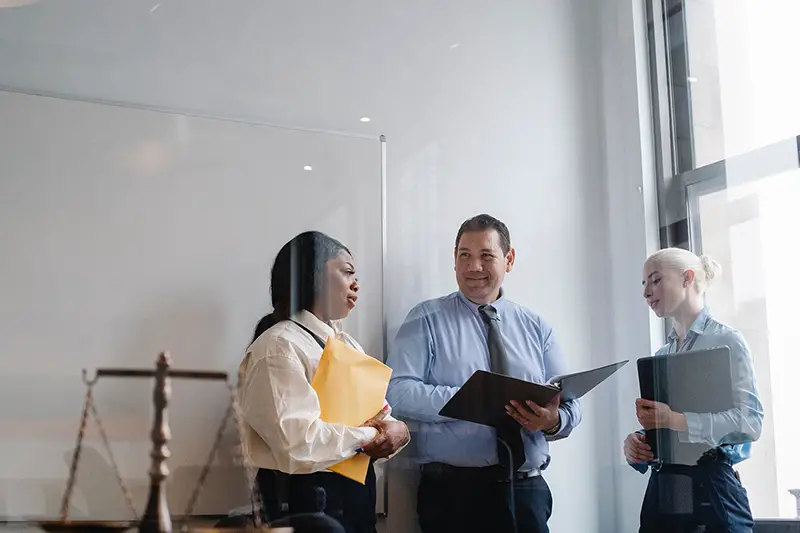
[542,413,561,436]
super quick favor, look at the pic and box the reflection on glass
[684,0,800,168]
[689,168,800,518]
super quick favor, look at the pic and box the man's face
[454,229,515,305]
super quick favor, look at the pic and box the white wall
[0,1,660,531]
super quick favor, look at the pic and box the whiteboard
[0,90,385,519]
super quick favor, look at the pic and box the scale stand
[43,352,267,533]
[98,353,229,533]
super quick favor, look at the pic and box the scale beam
[95,369,228,381]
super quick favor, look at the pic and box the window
[647,0,800,519]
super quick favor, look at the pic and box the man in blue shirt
[385,214,582,533]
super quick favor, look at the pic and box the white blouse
[238,310,400,474]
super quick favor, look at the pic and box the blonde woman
[625,248,763,533]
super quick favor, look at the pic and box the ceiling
[0,0,557,138]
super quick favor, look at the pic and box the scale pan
[182,526,293,533]
[182,526,294,533]
[37,520,137,533]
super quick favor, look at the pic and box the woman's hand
[356,404,410,459]
[362,404,390,427]
[360,420,410,459]
[635,399,688,431]
[624,432,654,464]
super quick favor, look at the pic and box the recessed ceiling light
[303,165,313,171]
[450,43,461,49]
[359,117,371,123]
[150,3,161,13]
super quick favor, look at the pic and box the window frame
[645,0,800,520]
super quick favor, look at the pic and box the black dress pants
[639,461,754,533]
[257,463,377,533]
[417,467,552,533]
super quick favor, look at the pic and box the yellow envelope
[311,336,393,484]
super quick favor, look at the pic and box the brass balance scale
[36,353,288,533]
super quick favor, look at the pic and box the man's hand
[505,395,560,433]
[635,399,687,431]
[359,420,410,459]
[623,432,654,464]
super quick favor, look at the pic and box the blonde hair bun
[700,255,722,285]
[645,247,720,294]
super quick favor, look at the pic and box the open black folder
[438,360,628,428]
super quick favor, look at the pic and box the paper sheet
[311,336,392,484]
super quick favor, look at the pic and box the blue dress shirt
[629,307,764,473]
[385,291,582,472]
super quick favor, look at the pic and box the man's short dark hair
[455,214,512,255]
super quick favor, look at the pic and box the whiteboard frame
[0,84,378,141]
[378,134,389,518]
[0,86,392,519]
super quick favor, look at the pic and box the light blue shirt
[385,291,582,472]
[629,308,764,473]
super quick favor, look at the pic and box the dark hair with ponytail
[251,231,350,343]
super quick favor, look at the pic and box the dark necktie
[478,304,525,473]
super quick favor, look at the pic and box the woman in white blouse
[239,231,409,533]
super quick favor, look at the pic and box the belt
[652,448,733,472]
[421,462,541,482]
[698,448,732,465]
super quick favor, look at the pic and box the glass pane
[0,90,383,518]
[688,168,800,518]
[684,0,800,168]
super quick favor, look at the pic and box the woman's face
[642,259,690,318]
[320,251,359,321]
